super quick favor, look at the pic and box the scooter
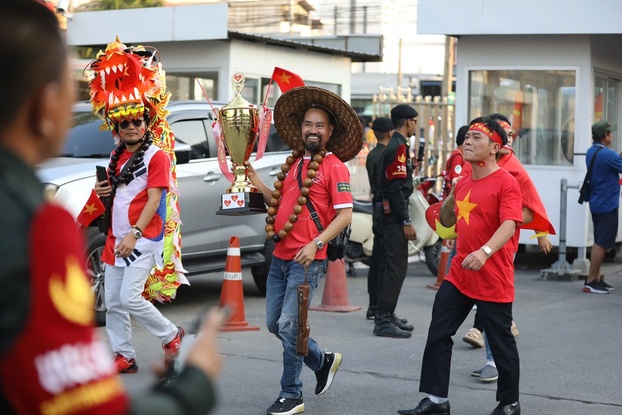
[345,175,442,277]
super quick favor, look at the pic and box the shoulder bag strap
[110,150,139,199]
[296,157,324,232]
[585,146,604,182]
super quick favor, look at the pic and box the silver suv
[37,101,289,323]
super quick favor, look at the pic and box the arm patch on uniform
[385,144,408,180]
[336,182,351,192]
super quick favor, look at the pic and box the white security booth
[418,0,622,267]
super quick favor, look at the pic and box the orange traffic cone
[219,236,259,332]
[427,239,450,290]
[310,259,362,312]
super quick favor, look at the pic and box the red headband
[469,123,503,146]
[497,120,511,130]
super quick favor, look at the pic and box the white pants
[105,256,177,359]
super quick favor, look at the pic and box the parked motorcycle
[345,175,442,277]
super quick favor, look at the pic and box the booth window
[468,69,576,166]
[594,75,620,153]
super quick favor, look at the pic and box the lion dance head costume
[85,37,188,302]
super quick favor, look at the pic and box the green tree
[94,0,164,10]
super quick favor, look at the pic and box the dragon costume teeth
[86,37,188,303]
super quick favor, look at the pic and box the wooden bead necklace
[265,148,326,242]
[108,132,152,186]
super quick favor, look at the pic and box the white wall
[229,40,352,100]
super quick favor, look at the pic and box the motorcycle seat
[353,199,374,214]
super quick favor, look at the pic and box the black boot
[373,314,411,338]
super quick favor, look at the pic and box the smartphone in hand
[96,165,109,185]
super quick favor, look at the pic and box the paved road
[110,251,622,414]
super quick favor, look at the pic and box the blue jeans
[266,256,328,398]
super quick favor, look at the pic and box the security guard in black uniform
[365,117,393,320]
[373,104,418,338]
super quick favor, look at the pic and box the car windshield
[60,111,116,158]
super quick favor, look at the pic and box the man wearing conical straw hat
[245,86,363,415]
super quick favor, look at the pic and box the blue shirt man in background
[584,121,622,294]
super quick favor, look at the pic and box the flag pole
[263,78,273,108]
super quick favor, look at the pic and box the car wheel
[85,227,107,326]
[251,238,274,296]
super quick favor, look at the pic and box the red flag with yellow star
[271,67,305,93]
[77,189,105,228]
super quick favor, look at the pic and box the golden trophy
[216,73,267,215]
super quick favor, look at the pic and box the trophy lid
[221,73,256,111]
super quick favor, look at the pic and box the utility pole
[350,0,356,34]
[362,5,367,72]
[397,38,403,88]
[289,0,295,36]
[334,6,338,35]
[442,36,455,98]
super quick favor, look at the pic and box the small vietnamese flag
[271,67,305,93]
[77,189,105,228]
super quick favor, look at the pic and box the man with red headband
[398,116,523,415]
[461,113,555,384]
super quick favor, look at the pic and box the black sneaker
[582,280,610,294]
[314,352,342,395]
[599,279,614,291]
[373,320,412,338]
[266,396,304,415]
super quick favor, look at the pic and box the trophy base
[216,192,267,216]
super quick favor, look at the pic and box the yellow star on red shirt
[456,190,477,224]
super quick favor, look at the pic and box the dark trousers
[367,202,385,309]
[377,213,408,315]
[420,281,519,405]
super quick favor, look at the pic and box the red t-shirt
[101,148,170,266]
[0,204,128,414]
[443,148,464,198]
[113,148,170,192]
[445,168,523,302]
[273,154,353,260]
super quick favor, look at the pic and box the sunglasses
[119,118,144,129]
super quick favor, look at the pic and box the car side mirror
[175,142,191,165]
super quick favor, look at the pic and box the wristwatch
[481,245,493,257]
[403,219,412,226]
[131,226,143,239]
[314,238,324,250]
